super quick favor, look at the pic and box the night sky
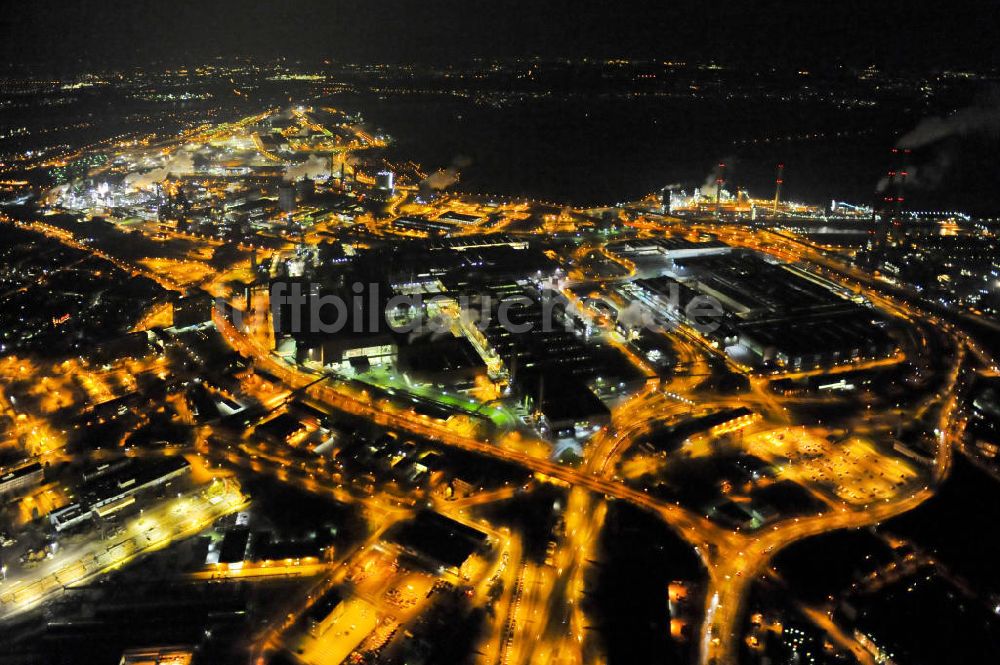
[2,0,996,71]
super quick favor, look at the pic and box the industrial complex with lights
[1,9,1000,664]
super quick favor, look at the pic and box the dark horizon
[2,0,997,74]
[4,5,1000,664]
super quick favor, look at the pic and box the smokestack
[715,162,725,219]
[772,163,784,216]
[872,147,909,257]
[885,147,911,245]
[875,150,896,247]
[893,149,911,232]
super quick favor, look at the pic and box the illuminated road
[213,276,982,665]
[13,126,991,665]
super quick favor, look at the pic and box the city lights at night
[0,3,999,665]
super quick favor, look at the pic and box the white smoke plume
[421,168,460,190]
[900,151,955,191]
[285,154,330,181]
[699,158,734,199]
[125,149,197,191]
[897,104,1000,149]
[44,183,71,206]
[419,155,472,192]
[877,101,1000,192]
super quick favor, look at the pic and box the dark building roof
[255,413,306,442]
[218,527,251,564]
[0,462,43,485]
[398,336,486,378]
[539,381,610,427]
[91,331,155,363]
[392,510,488,569]
[304,588,344,624]
[437,211,481,224]
[173,290,214,329]
[80,456,190,507]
